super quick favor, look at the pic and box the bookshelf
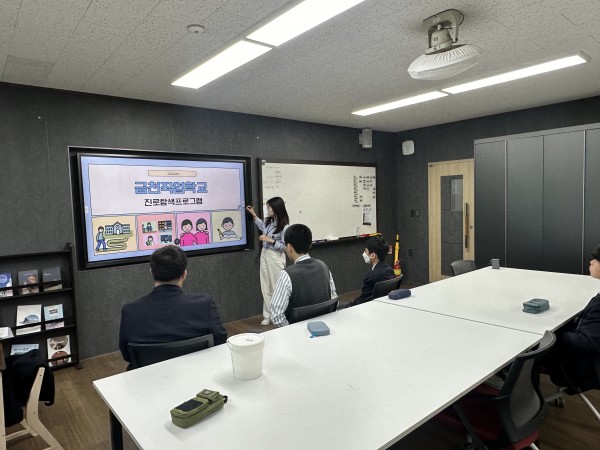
[0,243,81,370]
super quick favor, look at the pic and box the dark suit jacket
[346,261,395,308]
[548,292,600,391]
[119,284,228,366]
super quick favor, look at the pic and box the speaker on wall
[402,140,415,155]
[360,129,372,149]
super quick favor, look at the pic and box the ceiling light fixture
[172,40,272,89]
[352,91,448,116]
[442,53,590,94]
[247,0,367,47]
[407,9,480,81]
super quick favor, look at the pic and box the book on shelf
[47,335,71,367]
[44,304,64,329]
[0,326,14,339]
[15,304,42,335]
[18,269,40,295]
[11,343,39,355]
[42,266,63,291]
[0,272,13,297]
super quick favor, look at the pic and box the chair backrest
[450,260,477,276]
[371,275,403,300]
[497,330,556,443]
[289,297,339,324]
[128,334,214,369]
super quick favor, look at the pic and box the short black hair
[222,217,234,225]
[150,245,187,281]
[365,236,389,261]
[284,224,312,254]
[591,245,600,262]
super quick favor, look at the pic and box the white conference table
[94,301,540,450]
[377,267,600,335]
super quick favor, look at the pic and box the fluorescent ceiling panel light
[442,53,589,94]
[352,91,448,116]
[247,0,367,47]
[172,40,271,89]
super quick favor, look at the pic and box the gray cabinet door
[584,128,600,270]
[475,141,506,267]
[542,131,584,274]
[506,137,543,269]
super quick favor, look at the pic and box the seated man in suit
[119,245,227,369]
[270,224,337,327]
[545,245,600,391]
[345,236,395,308]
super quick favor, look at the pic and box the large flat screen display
[71,148,251,269]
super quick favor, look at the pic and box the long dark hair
[265,197,289,233]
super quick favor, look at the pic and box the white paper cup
[227,333,265,380]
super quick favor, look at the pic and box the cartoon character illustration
[179,219,197,246]
[146,222,153,232]
[95,226,107,251]
[194,218,210,245]
[146,235,154,246]
[219,217,238,240]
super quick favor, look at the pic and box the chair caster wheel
[554,397,565,408]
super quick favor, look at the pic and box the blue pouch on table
[307,321,330,337]
[388,289,411,300]
[522,298,550,314]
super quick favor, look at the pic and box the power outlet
[408,249,413,257]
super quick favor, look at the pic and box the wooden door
[428,159,474,282]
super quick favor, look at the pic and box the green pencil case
[522,298,550,314]
[170,389,227,428]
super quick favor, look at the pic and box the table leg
[110,410,124,450]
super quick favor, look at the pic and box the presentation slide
[76,153,249,267]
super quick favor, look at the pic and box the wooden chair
[2,365,63,450]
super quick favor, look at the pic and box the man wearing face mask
[345,236,395,308]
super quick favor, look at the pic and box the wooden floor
[6,288,600,450]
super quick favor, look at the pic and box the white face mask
[362,252,371,264]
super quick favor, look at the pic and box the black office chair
[370,275,403,300]
[436,330,556,450]
[128,334,214,369]
[289,297,339,324]
[546,355,600,424]
[450,259,477,276]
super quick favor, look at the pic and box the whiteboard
[260,160,377,241]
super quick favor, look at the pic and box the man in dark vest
[270,224,337,327]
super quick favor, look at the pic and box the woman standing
[246,197,290,326]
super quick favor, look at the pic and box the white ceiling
[1,0,599,132]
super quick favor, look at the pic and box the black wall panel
[474,141,506,268]
[0,83,397,358]
[584,129,600,267]
[506,137,543,269]
[542,132,584,274]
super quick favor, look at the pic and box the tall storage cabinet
[0,243,80,369]
[475,123,600,274]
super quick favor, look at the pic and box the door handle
[464,202,470,249]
